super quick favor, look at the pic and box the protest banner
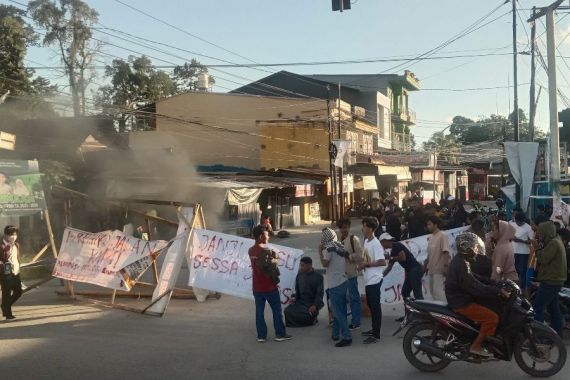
[188,229,303,304]
[0,159,46,215]
[53,227,168,290]
[381,227,468,304]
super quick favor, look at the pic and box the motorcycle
[395,280,566,377]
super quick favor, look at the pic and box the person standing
[509,212,534,290]
[319,228,352,347]
[533,221,567,338]
[359,217,387,344]
[248,225,291,343]
[490,221,518,282]
[284,257,324,327]
[337,218,363,330]
[0,226,22,320]
[424,216,450,302]
[365,198,384,238]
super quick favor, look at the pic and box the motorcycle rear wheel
[403,323,451,372]
[514,328,567,378]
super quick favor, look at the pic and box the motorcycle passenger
[445,232,509,358]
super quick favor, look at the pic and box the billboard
[0,160,46,215]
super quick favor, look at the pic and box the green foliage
[0,5,58,119]
[422,131,461,164]
[38,160,75,188]
[173,59,215,92]
[28,0,100,116]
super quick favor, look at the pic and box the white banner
[188,229,303,304]
[53,228,169,290]
[381,227,468,304]
[333,139,350,168]
[505,142,539,210]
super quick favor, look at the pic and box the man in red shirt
[249,225,292,343]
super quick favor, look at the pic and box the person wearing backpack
[337,218,363,330]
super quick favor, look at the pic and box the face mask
[7,235,17,243]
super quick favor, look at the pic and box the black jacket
[445,254,500,309]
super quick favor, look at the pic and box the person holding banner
[248,225,292,343]
[0,226,22,320]
[380,232,423,301]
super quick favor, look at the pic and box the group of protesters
[247,193,569,346]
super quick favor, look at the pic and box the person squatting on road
[445,232,509,358]
[337,217,363,330]
[319,227,352,347]
[284,257,324,327]
[1,225,22,320]
[359,217,387,344]
[248,225,292,343]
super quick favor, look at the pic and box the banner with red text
[380,226,468,304]
[188,229,303,304]
[53,227,168,290]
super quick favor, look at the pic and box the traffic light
[332,0,351,11]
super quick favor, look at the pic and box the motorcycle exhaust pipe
[413,337,458,361]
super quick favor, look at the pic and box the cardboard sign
[188,229,303,304]
[53,228,168,290]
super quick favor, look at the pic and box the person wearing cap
[380,232,424,301]
[0,225,22,320]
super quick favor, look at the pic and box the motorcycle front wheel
[403,323,451,372]
[514,327,567,378]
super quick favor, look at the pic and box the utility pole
[512,0,520,142]
[338,82,344,219]
[327,85,337,222]
[546,4,562,210]
[528,0,566,212]
[529,6,537,141]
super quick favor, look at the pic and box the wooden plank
[22,277,54,294]
[31,243,50,263]
[44,208,59,258]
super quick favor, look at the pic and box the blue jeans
[348,276,361,326]
[330,281,351,341]
[533,283,563,337]
[254,289,286,339]
[515,254,529,290]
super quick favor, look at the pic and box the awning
[377,165,411,181]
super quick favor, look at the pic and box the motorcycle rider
[445,232,509,358]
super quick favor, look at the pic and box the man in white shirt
[0,225,22,320]
[510,212,535,290]
[358,217,387,344]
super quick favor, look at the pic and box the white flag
[333,139,350,168]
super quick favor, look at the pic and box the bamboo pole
[31,243,50,263]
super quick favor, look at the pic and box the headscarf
[491,220,517,281]
[321,227,348,257]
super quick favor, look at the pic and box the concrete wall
[258,120,329,170]
[130,92,328,170]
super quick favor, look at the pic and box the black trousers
[365,281,383,339]
[1,274,22,317]
[402,265,424,300]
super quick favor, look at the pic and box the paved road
[1,222,568,379]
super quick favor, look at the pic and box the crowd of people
[247,195,570,351]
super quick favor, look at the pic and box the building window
[362,135,373,155]
[347,130,359,154]
[378,105,384,139]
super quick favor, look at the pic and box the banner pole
[44,208,59,258]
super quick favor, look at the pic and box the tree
[173,59,214,92]
[0,5,58,119]
[422,131,461,164]
[28,0,100,116]
[95,55,178,132]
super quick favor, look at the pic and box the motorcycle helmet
[456,232,483,256]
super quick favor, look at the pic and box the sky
[6,0,570,145]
